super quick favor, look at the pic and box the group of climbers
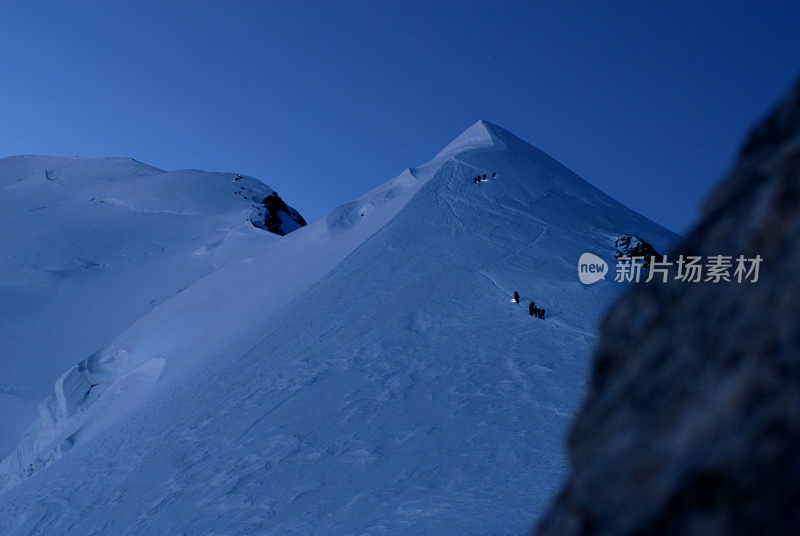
[513,291,545,319]
[529,302,545,319]
[472,171,497,183]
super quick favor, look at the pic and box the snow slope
[0,156,303,457]
[0,123,677,534]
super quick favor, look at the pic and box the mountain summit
[434,119,498,159]
[0,124,676,534]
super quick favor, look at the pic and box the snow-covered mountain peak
[434,119,498,160]
[0,127,679,534]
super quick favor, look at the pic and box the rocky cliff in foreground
[536,77,800,535]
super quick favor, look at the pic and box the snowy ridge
[0,157,436,489]
[433,119,498,160]
[0,157,304,460]
[325,168,419,233]
[0,123,678,534]
[0,156,164,187]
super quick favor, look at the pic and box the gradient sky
[2,1,799,233]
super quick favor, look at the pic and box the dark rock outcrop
[536,76,800,535]
[614,234,662,268]
[250,191,307,236]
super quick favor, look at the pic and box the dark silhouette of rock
[614,234,661,268]
[535,76,800,535]
[251,191,307,236]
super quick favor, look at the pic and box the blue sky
[2,1,798,233]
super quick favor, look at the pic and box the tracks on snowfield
[477,227,547,298]
[478,270,512,296]
[476,227,595,340]
[485,227,547,272]
[546,319,595,339]
[451,157,495,177]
